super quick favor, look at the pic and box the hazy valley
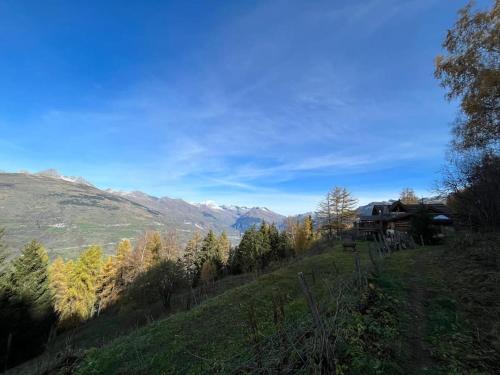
[0,171,284,258]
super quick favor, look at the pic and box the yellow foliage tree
[199,260,217,285]
[49,256,70,319]
[67,245,103,321]
[96,256,117,313]
[115,239,132,265]
[218,231,231,264]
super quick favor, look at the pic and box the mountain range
[0,170,285,259]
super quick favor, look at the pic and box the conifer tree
[1,241,55,368]
[68,245,103,320]
[317,187,358,239]
[116,239,132,265]
[268,223,281,261]
[9,241,53,317]
[96,256,117,313]
[217,231,231,264]
[183,232,202,284]
[234,226,266,272]
[49,256,70,319]
[199,259,217,285]
[304,215,315,242]
[277,231,293,259]
[145,231,163,267]
[162,231,180,261]
[317,190,335,239]
[399,188,419,204]
[199,230,221,269]
[114,239,134,287]
[258,222,272,267]
[133,231,162,272]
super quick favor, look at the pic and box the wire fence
[190,231,418,374]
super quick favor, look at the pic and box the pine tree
[277,231,293,259]
[199,230,221,268]
[1,241,55,368]
[9,241,53,317]
[268,223,281,261]
[234,226,267,272]
[258,222,272,267]
[183,232,203,284]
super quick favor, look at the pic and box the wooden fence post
[297,272,325,333]
[368,244,379,275]
[354,252,362,288]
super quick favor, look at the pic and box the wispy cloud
[0,0,458,214]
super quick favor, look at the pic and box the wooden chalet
[357,200,453,236]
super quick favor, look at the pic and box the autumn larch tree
[435,0,499,151]
[399,188,419,204]
[317,187,358,239]
[67,245,103,321]
[317,190,335,239]
[217,231,231,265]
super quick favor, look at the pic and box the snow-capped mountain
[0,171,287,258]
[35,169,94,187]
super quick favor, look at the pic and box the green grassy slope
[367,243,499,374]
[77,245,366,374]
[12,238,498,374]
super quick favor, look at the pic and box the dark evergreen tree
[0,241,56,369]
[277,231,294,259]
[232,226,268,272]
[199,230,222,271]
[257,222,272,268]
[268,223,281,261]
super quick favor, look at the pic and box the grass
[375,240,499,375]
[77,244,369,374]
[12,236,499,374]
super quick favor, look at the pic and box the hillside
[9,234,500,374]
[0,173,165,259]
[0,172,285,258]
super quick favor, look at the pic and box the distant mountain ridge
[35,168,95,187]
[0,171,285,259]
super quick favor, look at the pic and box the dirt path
[404,252,437,374]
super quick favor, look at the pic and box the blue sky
[0,0,490,215]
